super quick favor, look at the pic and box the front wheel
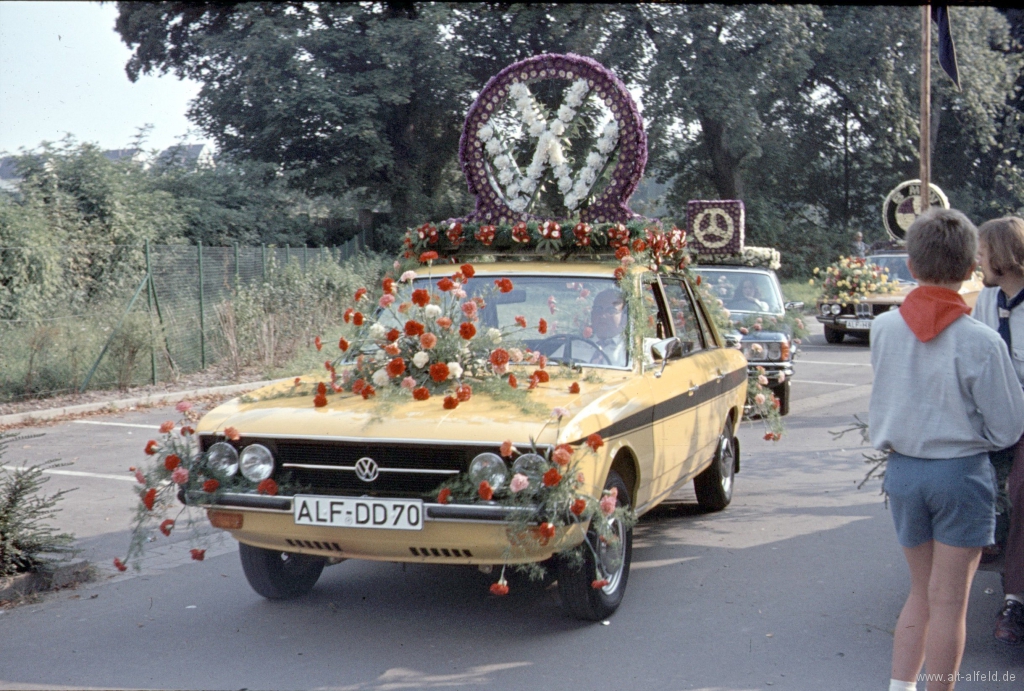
[239,543,326,599]
[823,325,844,344]
[694,420,737,512]
[556,470,633,621]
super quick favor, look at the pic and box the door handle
[687,385,698,395]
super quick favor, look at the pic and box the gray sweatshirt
[869,309,1024,459]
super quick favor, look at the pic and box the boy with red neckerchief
[869,208,1024,691]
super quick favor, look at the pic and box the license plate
[293,495,423,530]
[845,319,873,330]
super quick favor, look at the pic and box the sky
[0,1,208,156]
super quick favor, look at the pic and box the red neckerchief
[899,285,971,342]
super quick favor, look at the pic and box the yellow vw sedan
[193,261,747,620]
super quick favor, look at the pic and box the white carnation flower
[529,120,547,137]
[369,323,386,339]
[506,182,520,198]
[424,304,442,319]
[526,163,545,181]
[556,105,576,122]
[549,145,566,167]
[485,138,502,156]
[372,369,390,387]
[564,194,580,210]
[553,164,571,179]
[487,328,502,344]
[509,198,527,212]
[494,154,511,170]
[586,152,603,168]
[549,120,566,136]
[558,176,574,194]
[581,167,597,187]
[509,82,529,99]
[447,361,463,379]
[597,138,615,155]
[412,351,429,368]
[497,168,514,185]
[603,121,619,137]
[520,178,537,195]
[478,124,494,141]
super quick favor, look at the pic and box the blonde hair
[978,217,1024,279]
[905,208,977,283]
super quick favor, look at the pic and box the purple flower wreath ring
[458,53,647,226]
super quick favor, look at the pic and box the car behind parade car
[692,263,803,416]
[816,249,983,343]
[123,53,765,621]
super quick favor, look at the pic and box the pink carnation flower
[175,400,192,413]
[509,474,529,493]
[400,377,417,390]
[379,294,396,308]
[551,407,570,419]
[171,466,189,485]
[600,487,618,515]
[461,301,478,319]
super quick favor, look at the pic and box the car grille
[201,437,479,498]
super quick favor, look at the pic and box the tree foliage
[2,2,1010,280]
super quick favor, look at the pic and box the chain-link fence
[0,231,377,403]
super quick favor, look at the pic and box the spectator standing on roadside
[852,231,869,258]
[869,208,1024,691]
[971,215,1024,646]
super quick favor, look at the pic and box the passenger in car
[730,278,769,312]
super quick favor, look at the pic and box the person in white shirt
[971,215,1024,646]
[588,288,627,366]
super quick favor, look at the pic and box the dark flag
[931,5,960,91]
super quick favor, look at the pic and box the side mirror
[651,336,682,361]
[723,332,741,348]
[785,301,804,311]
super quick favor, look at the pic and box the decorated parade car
[120,53,756,621]
[815,250,983,343]
[692,253,803,416]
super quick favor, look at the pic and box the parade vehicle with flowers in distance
[118,53,752,621]
[814,251,983,344]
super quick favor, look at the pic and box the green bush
[0,433,76,577]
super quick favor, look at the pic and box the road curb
[0,380,277,429]
[0,560,95,602]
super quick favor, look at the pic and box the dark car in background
[692,266,803,415]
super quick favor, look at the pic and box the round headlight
[820,303,830,316]
[830,304,841,315]
[240,444,275,482]
[511,453,548,482]
[206,442,239,477]
[469,452,509,490]
[767,343,782,360]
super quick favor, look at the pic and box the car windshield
[691,269,784,315]
[375,274,632,368]
[868,254,914,283]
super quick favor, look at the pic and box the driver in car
[589,289,628,366]
[546,288,628,366]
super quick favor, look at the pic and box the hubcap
[596,513,627,594]
[719,435,734,495]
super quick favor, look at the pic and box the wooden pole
[920,4,931,209]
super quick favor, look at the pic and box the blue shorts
[882,451,997,549]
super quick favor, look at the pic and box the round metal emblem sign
[354,457,380,483]
[882,180,950,242]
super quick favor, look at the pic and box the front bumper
[745,361,793,384]
[815,315,872,333]
[196,492,584,565]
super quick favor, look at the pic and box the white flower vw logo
[354,457,380,483]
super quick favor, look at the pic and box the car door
[645,276,720,504]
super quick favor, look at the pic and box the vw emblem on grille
[354,457,380,483]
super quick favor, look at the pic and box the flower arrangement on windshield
[309,259,560,411]
[811,256,900,303]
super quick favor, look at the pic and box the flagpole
[920,3,931,209]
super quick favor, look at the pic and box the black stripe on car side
[570,367,747,444]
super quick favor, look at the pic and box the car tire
[556,470,633,621]
[771,379,791,417]
[823,325,844,344]
[239,543,326,599]
[694,419,737,512]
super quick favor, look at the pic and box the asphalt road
[1,324,1021,691]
